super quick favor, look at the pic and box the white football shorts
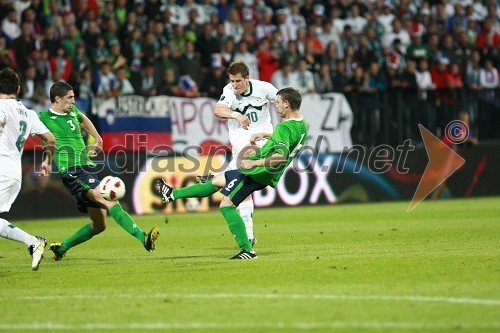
[0,176,21,213]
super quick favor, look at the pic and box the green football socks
[173,181,218,199]
[109,204,145,243]
[59,223,97,254]
[220,206,253,252]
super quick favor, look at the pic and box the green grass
[1,197,499,332]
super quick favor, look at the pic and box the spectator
[73,43,91,73]
[255,8,276,42]
[271,60,298,90]
[96,61,117,98]
[176,39,203,87]
[157,69,181,96]
[224,9,244,43]
[285,0,307,41]
[296,57,316,94]
[478,59,499,139]
[61,24,83,61]
[255,38,280,82]
[114,66,135,96]
[314,63,334,94]
[154,45,179,87]
[196,23,221,70]
[415,58,436,131]
[20,65,48,110]
[12,22,35,73]
[345,4,367,35]
[199,55,227,99]
[91,35,111,69]
[1,10,21,44]
[234,40,259,80]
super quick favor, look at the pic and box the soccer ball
[185,198,201,212]
[99,176,126,201]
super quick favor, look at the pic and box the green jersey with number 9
[242,117,307,188]
[38,105,95,173]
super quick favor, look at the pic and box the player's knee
[219,196,234,208]
[91,220,106,234]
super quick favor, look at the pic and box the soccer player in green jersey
[38,81,159,261]
[158,87,306,259]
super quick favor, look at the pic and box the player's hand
[39,161,52,176]
[88,139,104,157]
[241,159,254,170]
[235,114,250,130]
[250,133,265,145]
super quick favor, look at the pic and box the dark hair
[227,60,250,77]
[50,81,74,103]
[0,68,20,95]
[277,87,302,110]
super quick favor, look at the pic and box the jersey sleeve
[265,82,279,103]
[271,124,292,157]
[29,110,50,135]
[216,86,236,109]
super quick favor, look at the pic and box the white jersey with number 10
[217,79,278,155]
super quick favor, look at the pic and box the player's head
[50,81,75,113]
[227,60,250,95]
[0,68,20,96]
[276,87,302,114]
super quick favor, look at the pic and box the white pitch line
[0,321,499,331]
[6,293,500,306]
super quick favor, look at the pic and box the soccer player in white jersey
[197,60,278,245]
[0,68,55,270]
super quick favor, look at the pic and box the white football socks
[237,199,254,240]
[0,218,37,247]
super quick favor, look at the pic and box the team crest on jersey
[70,112,76,117]
[88,179,96,184]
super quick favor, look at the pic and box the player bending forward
[159,87,306,259]
[197,60,279,246]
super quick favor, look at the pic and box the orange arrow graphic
[408,125,466,212]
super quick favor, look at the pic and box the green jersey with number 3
[38,105,95,173]
[242,117,307,188]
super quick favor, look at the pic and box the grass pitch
[0,197,499,332]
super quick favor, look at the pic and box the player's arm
[250,132,272,145]
[214,102,250,130]
[241,153,286,169]
[80,113,103,156]
[36,131,56,176]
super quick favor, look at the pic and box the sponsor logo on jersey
[220,96,225,101]
[70,112,76,117]
[50,116,57,119]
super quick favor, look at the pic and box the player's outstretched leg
[195,174,214,184]
[1,218,49,268]
[157,178,218,203]
[49,223,98,260]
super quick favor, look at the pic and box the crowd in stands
[1,0,499,146]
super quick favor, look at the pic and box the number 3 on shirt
[67,119,76,131]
